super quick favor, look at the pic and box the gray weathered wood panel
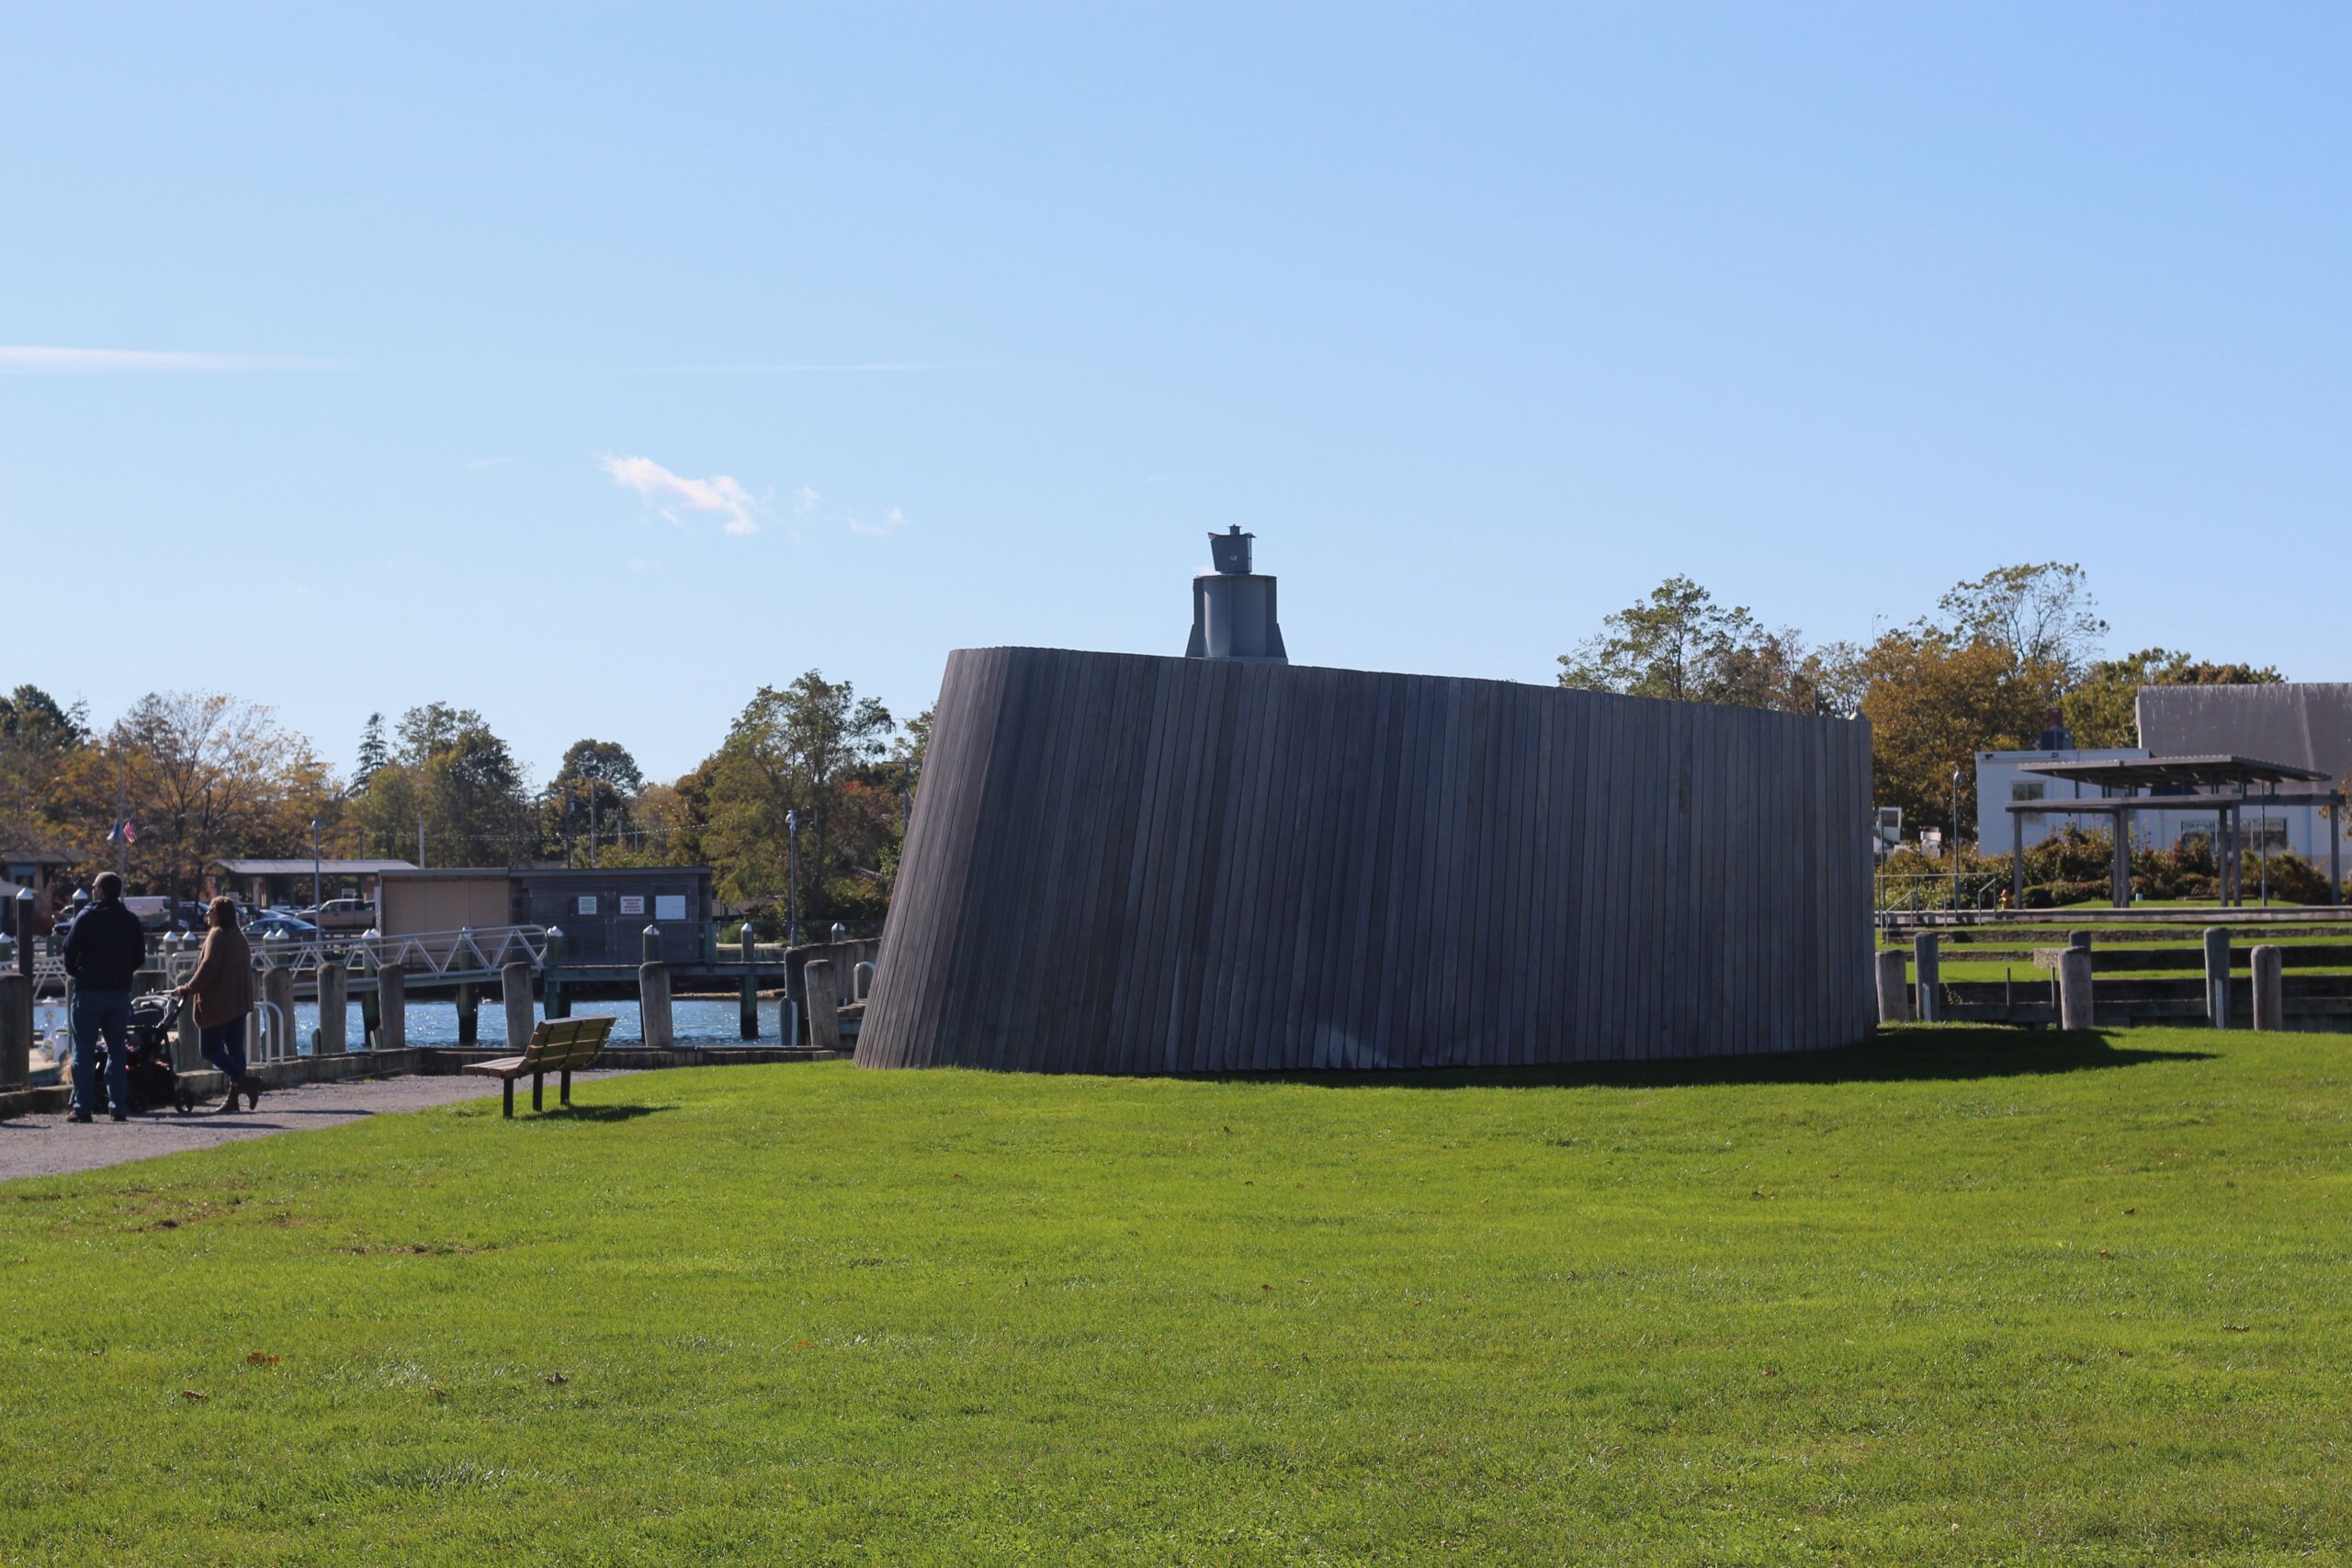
[858,647,1874,1073]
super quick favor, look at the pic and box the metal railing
[1873,871,2007,916]
[159,925,550,987]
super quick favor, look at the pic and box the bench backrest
[517,1015,616,1071]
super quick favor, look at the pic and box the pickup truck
[301,897,379,934]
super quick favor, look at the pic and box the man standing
[62,872,145,1122]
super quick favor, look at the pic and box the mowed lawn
[4,1029,2350,1564]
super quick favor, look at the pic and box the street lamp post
[311,817,322,913]
[786,809,801,948]
[1951,766,1964,910]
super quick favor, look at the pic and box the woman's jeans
[198,1015,248,1083]
[69,987,131,1115]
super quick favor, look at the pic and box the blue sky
[5,4,2346,784]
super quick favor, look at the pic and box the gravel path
[0,1073,621,1183]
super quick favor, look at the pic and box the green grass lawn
[6,1030,2350,1564]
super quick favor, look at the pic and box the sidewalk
[0,1073,616,1183]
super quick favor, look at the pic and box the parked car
[300,897,379,934]
[122,896,174,931]
[243,910,323,942]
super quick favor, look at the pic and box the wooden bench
[460,1016,617,1116]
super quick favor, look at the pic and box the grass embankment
[5,1031,2350,1563]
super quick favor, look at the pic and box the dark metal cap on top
[1208,525,1254,575]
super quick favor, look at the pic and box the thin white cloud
[639,361,998,375]
[601,455,760,536]
[794,486,821,514]
[848,507,908,537]
[467,455,514,469]
[0,344,334,372]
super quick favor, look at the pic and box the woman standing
[175,897,260,1112]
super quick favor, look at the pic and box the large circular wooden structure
[858,647,1873,1074]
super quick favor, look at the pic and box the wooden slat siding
[1107,657,1181,1069]
[1064,656,1136,1077]
[1731,709,1749,1053]
[1157,662,1216,1073]
[1494,685,1528,1066]
[1233,666,1289,1074]
[971,652,1050,1072]
[1133,657,1194,1075]
[1323,671,1374,1066]
[1168,665,1229,1071]
[1013,653,1080,1071]
[1568,691,1603,1057]
[1420,682,1458,1066]
[858,647,1872,1073]
[865,649,972,1066]
[1287,668,1344,1070]
[1555,686,1591,1058]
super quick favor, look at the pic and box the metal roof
[2017,754,2327,790]
[2137,683,2352,781]
[214,858,419,876]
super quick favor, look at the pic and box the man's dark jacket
[62,898,146,992]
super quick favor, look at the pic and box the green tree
[704,671,894,917]
[1557,577,1850,713]
[2063,649,2287,748]
[544,739,648,863]
[345,703,531,866]
[1936,562,2107,695]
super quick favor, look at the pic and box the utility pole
[311,817,322,911]
[417,816,426,870]
[786,808,801,947]
[590,795,600,869]
[1951,766,1964,911]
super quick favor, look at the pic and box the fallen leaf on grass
[2115,1349,2133,1359]
[2124,1208,2137,1215]
[1762,1369,1780,1378]
[544,1373,569,1385]
[2097,1250,2113,1259]
[245,1352,278,1366]
[179,1390,208,1401]
[2222,1325,2252,1333]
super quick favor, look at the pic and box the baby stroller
[89,994,198,1117]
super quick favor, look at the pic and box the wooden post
[455,982,479,1045]
[261,964,296,1061]
[2252,944,2284,1032]
[779,995,800,1047]
[805,957,842,1049]
[2111,807,2132,907]
[1912,934,1941,1023]
[1874,949,1912,1024]
[543,927,568,1019]
[854,960,875,1002]
[315,961,347,1055]
[0,972,28,1089]
[2057,947,2095,1031]
[501,961,534,1049]
[2202,927,2231,1028]
[2011,806,2024,909]
[639,960,673,1050]
[378,963,408,1053]
[357,956,380,1050]
[738,919,760,1040]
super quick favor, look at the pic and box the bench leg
[532,1073,544,1111]
[503,1078,514,1119]
[560,1069,572,1107]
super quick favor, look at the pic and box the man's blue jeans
[70,987,131,1116]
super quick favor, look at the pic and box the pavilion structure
[2006,755,2342,909]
